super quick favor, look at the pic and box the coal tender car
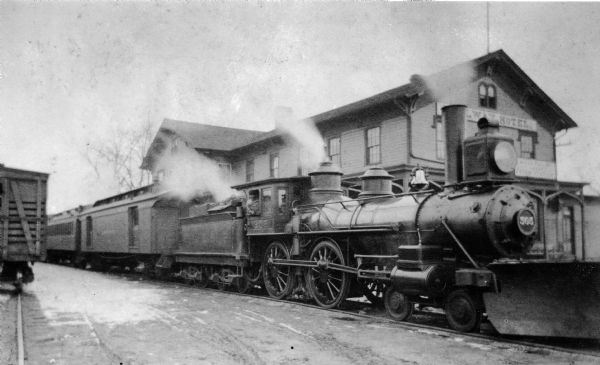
[0,164,48,289]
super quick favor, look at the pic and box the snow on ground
[27,264,167,326]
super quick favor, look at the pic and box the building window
[328,137,341,166]
[218,163,232,179]
[366,127,381,165]
[434,115,445,160]
[478,82,497,109]
[246,159,254,182]
[297,148,309,176]
[561,206,575,254]
[270,154,279,178]
[518,131,537,159]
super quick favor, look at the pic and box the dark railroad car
[77,186,180,271]
[46,206,88,265]
[174,177,310,292]
[0,164,48,285]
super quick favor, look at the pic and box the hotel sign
[515,158,556,180]
[466,108,537,132]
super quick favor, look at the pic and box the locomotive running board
[483,262,600,339]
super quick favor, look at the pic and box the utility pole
[487,2,490,54]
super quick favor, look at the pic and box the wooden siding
[584,198,600,261]
[151,207,180,254]
[410,104,444,169]
[1,173,48,262]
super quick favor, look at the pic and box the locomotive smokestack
[308,161,343,203]
[442,105,468,185]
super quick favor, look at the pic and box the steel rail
[17,293,25,365]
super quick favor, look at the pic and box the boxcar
[0,164,48,283]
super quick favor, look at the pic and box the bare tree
[84,119,155,192]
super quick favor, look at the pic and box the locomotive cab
[233,177,310,234]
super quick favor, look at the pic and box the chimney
[442,105,467,185]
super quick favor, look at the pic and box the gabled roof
[159,119,268,151]
[311,49,577,130]
[141,119,269,169]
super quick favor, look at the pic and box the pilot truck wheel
[384,287,413,321]
[445,289,483,333]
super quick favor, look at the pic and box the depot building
[142,49,594,262]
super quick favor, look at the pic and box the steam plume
[411,60,476,103]
[156,141,236,201]
[273,106,326,171]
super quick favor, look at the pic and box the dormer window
[478,82,497,109]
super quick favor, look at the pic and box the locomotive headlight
[515,209,536,236]
[492,141,517,173]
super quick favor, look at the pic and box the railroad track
[50,263,600,360]
[16,292,25,365]
[107,270,600,360]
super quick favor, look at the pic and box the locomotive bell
[308,161,344,203]
[358,167,394,197]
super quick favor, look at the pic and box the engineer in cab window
[247,190,260,216]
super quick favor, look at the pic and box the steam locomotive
[46,105,600,338]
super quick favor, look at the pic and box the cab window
[261,188,273,217]
[247,189,260,216]
[277,188,288,214]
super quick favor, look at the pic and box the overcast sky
[1,2,599,213]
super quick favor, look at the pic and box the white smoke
[273,106,327,171]
[411,60,477,104]
[156,142,237,201]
